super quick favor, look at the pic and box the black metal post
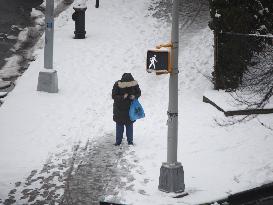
[72,3,87,39]
[95,0,99,8]
[214,31,223,89]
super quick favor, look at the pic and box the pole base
[159,162,185,193]
[37,69,58,93]
[74,31,86,39]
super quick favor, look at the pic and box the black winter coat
[112,80,141,124]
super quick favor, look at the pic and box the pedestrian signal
[146,50,171,74]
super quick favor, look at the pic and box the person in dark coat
[112,73,141,145]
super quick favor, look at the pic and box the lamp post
[37,0,58,93]
[44,0,54,70]
[158,0,185,193]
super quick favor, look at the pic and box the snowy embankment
[0,0,66,80]
[0,0,273,204]
[0,10,44,80]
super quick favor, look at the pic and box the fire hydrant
[72,1,87,39]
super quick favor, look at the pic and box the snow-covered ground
[0,0,273,204]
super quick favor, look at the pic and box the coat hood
[121,73,134,82]
[118,73,137,88]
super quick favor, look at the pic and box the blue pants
[116,123,133,144]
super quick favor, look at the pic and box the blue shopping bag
[129,99,145,121]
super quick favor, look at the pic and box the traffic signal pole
[158,0,185,193]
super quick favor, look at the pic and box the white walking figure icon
[149,54,158,69]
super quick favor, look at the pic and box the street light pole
[44,0,54,70]
[37,0,58,93]
[158,0,185,193]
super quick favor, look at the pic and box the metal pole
[95,0,99,8]
[37,0,58,93]
[167,0,179,163]
[44,0,54,69]
[214,31,222,89]
[158,0,185,193]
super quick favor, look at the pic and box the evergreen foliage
[209,0,273,89]
[209,0,273,34]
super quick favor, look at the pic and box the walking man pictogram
[149,55,158,70]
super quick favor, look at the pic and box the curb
[200,182,273,205]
